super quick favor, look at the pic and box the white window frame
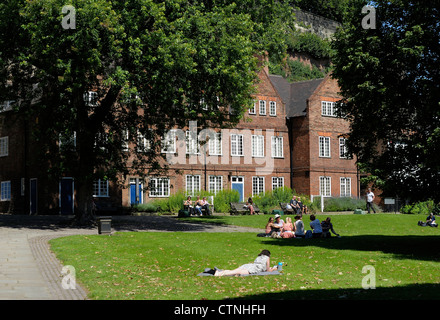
[269,101,276,116]
[259,100,266,115]
[231,134,243,156]
[251,135,264,157]
[149,178,170,197]
[0,136,8,157]
[185,130,199,155]
[340,177,351,197]
[59,131,77,151]
[93,179,109,197]
[83,91,98,107]
[339,137,350,159]
[1,181,11,201]
[208,132,222,156]
[137,130,150,153]
[319,136,331,158]
[252,176,265,196]
[209,175,223,194]
[321,101,336,117]
[319,176,331,197]
[249,100,256,114]
[271,136,283,158]
[272,177,284,190]
[186,175,201,195]
[161,130,176,153]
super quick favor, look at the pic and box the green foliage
[331,0,440,202]
[1,0,291,218]
[212,189,240,213]
[322,197,368,212]
[287,32,333,59]
[401,200,439,215]
[252,187,312,214]
[132,202,159,213]
[147,190,214,213]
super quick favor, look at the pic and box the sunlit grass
[50,214,440,300]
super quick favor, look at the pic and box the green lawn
[50,213,440,300]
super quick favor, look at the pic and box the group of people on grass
[262,213,340,239]
[183,196,211,216]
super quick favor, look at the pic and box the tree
[331,0,440,202]
[0,0,291,222]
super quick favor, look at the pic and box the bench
[279,202,295,215]
[180,201,211,217]
[229,202,260,215]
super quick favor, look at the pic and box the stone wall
[293,9,340,39]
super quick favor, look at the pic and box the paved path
[0,214,261,300]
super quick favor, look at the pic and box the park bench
[229,202,260,215]
[179,201,211,217]
[279,202,295,215]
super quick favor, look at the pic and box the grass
[49,213,440,300]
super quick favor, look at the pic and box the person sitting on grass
[321,217,340,237]
[265,217,276,237]
[309,214,323,238]
[204,250,278,276]
[281,216,295,238]
[294,215,305,238]
[271,214,284,237]
[419,213,438,227]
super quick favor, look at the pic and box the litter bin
[98,216,112,234]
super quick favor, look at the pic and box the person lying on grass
[205,250,278,276]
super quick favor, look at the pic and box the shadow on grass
[231,283,440,300]
[259,235,440,262]
[0,214,238,233]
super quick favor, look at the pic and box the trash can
[98,216,112,234]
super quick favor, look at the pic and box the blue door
[30,179,37,215]
[130,181,143,205]
[231,176,244,202]
[60,178,74,215]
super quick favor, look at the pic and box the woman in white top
[212,250,277,276]
[294,215,305,238]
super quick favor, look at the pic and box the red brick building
[271,73,359,198]
[0,67,359,214]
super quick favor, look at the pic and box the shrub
[252,187,313,214]
[401,200,438,215]
[213,189,240,213]
[132,203,158,213]
[148,190,214,213]
[311,196,381,212]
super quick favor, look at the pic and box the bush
[401,200,438,215]
[148,190,214,214]
[252,187,313,214]
[311,196,381,212]
[213,189,240,213]
[132,203,159,213]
